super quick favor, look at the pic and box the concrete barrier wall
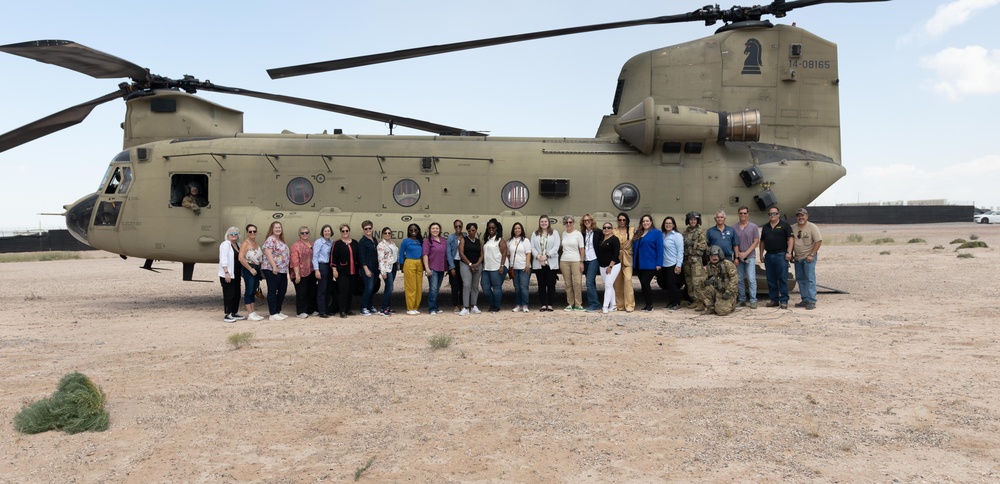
[0,230,95,253]
[805,205,974,224]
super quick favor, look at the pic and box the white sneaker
[602,307,610,314]
[297,313,309,319]
[231,313,246,321]
[512,306,521,312]
[310,311,319,316]
[248,312,264,321]
[407,310,419,315]
[458,308,469,316]
[522,306,530,313]
[361,309,371,316]
[276,313,289,320]
[224,314,236,323]
[268,314,282,321]
[471,306,481,314]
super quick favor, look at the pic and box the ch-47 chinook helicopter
[0,0,886,280]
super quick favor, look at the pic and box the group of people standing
[215,208,822,322]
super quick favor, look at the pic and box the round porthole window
[393,179,421,207]
[286,177,314,205]
[612,183,639,211]
[501,181,529,209]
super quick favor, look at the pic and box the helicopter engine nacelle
[614,97,760,155]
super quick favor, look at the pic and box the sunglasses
[228,232,239,236]
[363,227,372,230]
[247,230,257,234]
[341,229,350,233]
[383,231,392,235]
[602,225,613,230]
[769,212,779,216]
[617,218,627,222]
[300,231,309,235]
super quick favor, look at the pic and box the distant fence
[0,230,95,253]
[806,205,974,224]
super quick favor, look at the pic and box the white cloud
[925,0,1000,36]
[919,45,1000,100]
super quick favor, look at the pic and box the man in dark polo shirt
[758,206,794,309]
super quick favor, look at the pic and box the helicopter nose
[65,192,98,246]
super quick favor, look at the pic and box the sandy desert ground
[2,222,999,483]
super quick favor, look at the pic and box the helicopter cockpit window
[94,201,122,227]
[612,183,640,211]
[170,174,210,207]
[501,181,529,209]
[393,179,421,207]
[101,165,133,195]
[286,177,314,205]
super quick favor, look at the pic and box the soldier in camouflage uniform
[683,211,708,311]
[702,245,739,315]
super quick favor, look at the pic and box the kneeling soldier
[703,245,739,315]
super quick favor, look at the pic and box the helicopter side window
[94,201,122,227]
[170,174,210,208]
[104,166,123,194]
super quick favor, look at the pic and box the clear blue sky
[1,0,997,231]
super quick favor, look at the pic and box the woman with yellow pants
[398,223,425,315]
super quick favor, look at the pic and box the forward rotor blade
[202,84,486,136]
[0,91,122,154]
[267,12,699,79]
[769,0,890,14]
[0,40,149,81]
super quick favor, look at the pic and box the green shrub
[950,238,967,244]
[933,245,944,250]
[907,238,926,244]
[13,372,109,434]
[872,238,895,245]
[955,241,988,250]
[428,334,453,350]
[958,253,975,259]
[846,234,863,243]
[227,332,255,350]
[0,252,82,263]
[879,250,891,255]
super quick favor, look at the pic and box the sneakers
[602,307,610,314]
[586,308,598,313]
[564,305,574,312]
[459,308,469,316]
[522,306,529,313]
[406,310,419,315]
[268,314,283,321]
[794,301,808,308]
[231,313,246,321]
[310,311,319,316]
[805,302,816,310]
[749,302,758,309]
[779,302,788,309]
[574,306,586,311]
[297,313,309,319]
[765,301,779,308]
[667,305,680,311]
[248,312,264,321]
[512,306,522,312]
[738,301,747,307]
[224,314,236,323]
[471,306,482,314]
[381,309,392,316]
[277,313,289,320]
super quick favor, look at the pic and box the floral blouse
[262,235,290,274]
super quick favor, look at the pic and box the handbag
[508,267,515,280]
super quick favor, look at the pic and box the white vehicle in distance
[973,211,1000,224]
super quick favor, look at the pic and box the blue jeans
[736,257,757,303]
[427,270,444,312]
[513,269,530,307]
[764,253,789,303]
[480,269,505,309]
[584,259,600,310]
[380,271,396,312]
[241,265,260,305]
[794,255,818,303]
[361,270,376,311]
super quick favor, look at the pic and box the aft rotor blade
[203,84,486,136]
[267,12,699,78]
[0,40,150,81]
[768,0,890,15]
[0,91,122,154]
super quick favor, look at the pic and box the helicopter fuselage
[64,23,846,264]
